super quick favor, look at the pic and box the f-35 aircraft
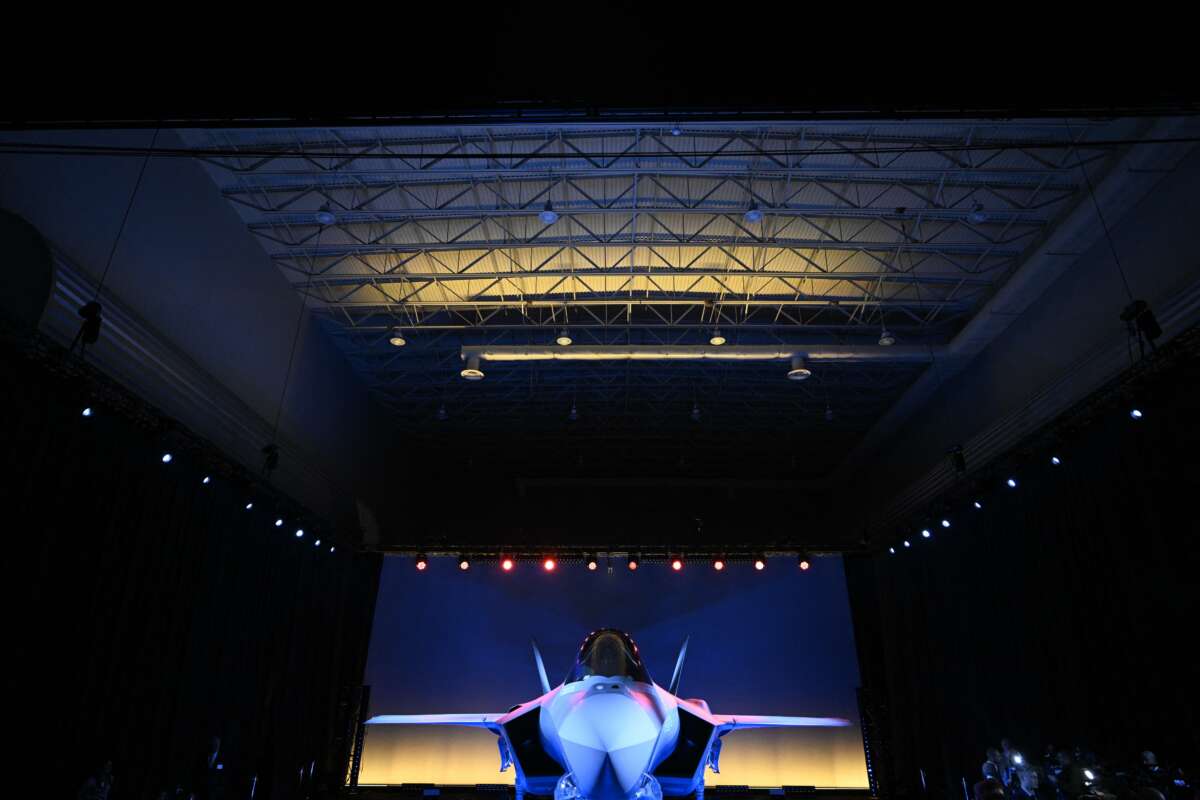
[366,628,850,800]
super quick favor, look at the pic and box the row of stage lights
[413,553,815,572]
[886,404,1148,556]
[80,404,338,555]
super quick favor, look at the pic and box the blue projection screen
[359,556,868,788]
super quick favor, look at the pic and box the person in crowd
[985,748,1007,784]
[976,778,1009,800]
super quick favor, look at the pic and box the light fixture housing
[744,202,764,223]
[878,329,896,346]
[787,355,812,381]
[670,124,682,137]
[709,329,726,346]
[539,200,559,225]
[556,329,573,346]
[967,202,988,224]
[389,329,407,347]
[460,354,485,380]
[314,207,336,226]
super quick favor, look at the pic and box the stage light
[744,202,764,223]
[274,518,284,527]
[941,518,950,528]
[586,555,598,571]
[161,453,173,464]
[501,556,514,571]
[415,554,428,571]
[670,124,682,136]
[295,528,304,538]
[713,557,725,571]
[1013,754,1024,766]
[1084,770,1095,782]
[330,546,336,553]
[1130,408,1143,419]
[543,557,557,572]
[974,500,983,509]
[1007,477,1018,488]
[787,355,812,381]
[921,528,932,539]
[314,539,321,547]
[555,329,573,346]
[202,476,211,485]
[314,207,336,226]
[903,540,911,548]
[889,547,896,555]
[754,557,766,571]
[797,555,811,571]
[244,502,254,511]
[460,354,485,380]
[878,329,896,346]
[709,329,726,346]
[628,555,639,571]
[389,329,407,347]
[539,200,559,225]
[459,556,470,571]
[1051,455,1061,465]
[968,202,988,224]
[671,557,683,571]
[82,406,93,417]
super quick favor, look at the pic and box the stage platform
[348,786,875,800]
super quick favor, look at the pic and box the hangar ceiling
[183,119,1143,478]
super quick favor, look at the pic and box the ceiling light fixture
[627,555,639,571]
[389,329,407,347]
[878,329,896,346]
[415,554,428,571]
[539,200,559,225]
[709,329,726,346]
[797,555,811,571]
[787,355,812,381]
[670,124,682,137]
[314,205,336,226]
[713,557,725,571]
[556,329,573,347]
[744,202,764,223]
[460,354,485,380]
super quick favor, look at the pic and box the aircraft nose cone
[557,691,659,800]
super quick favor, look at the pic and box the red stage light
[671,559,683,571]
[628,558,639,571]
[501,557,514,571]
[416,558,427,571]
[543,558,556,572]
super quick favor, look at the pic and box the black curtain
[1,343,381,800]
[846,353,1200,799]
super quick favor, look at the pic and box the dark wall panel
[1,343,381,799]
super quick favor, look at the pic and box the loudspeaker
[0,210,56,332]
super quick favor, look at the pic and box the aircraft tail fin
[531,638,551,694]
[668,635,689,695]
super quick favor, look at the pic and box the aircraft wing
[711,714,852,733]
[365,713,506,732]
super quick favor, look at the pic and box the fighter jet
[366,628,850,800]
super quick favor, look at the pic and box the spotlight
[295,528,304,538]
[787,355,812,381]
[330,546,336,553]
[754,557,766,571]
[889,546,896,555]
[555,329,573,346]
[244,502,254,511]
[501,556,514,572]
[314,539,321,547]
[690,402,701,423]
[459,556,470,571]
[921,528,932,539]
[627,555,639,571]
[82,406,93,417]
[744,202,764,223]
[713,557,725,571]
[202,476,211,485]
[274,518,284,527]
[670,124,682,136]
[415,554,428,571]
[161,453,173,464]
[671,557,683,572]
[903,540,911,548]
[1084,770,1095,782]
[1130,408,1143,419]
[460,354,485,380]
[709,329,726,346]
[1013,754,1024,766]
[1007,477,1018,488]
[974,500,983,509]
[586,554,598,571]
[941,518,950,528]
[797,555,811,571]
[389,329,407,347]
[878,329,896,346]
[1051,456,1061,465]
[967,202,988,224]
[539,200,559,225]
[543,557,557,572]
[314,206,336,226]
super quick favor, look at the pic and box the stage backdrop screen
[358,556,868,789]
